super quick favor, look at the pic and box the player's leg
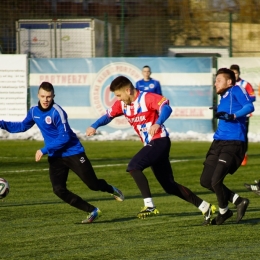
[211,141,248,224]
[127,138,172,217]
[48,156,96,213]
[64,153,124,202]
[152,152,216,225]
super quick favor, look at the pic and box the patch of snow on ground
[1,126,260,142]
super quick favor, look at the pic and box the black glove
[215,111,235,120]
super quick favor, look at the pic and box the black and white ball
[0,178,9,199]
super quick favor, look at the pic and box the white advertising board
[17,22,55,58]
[0,54,28,121]
[56,26,93,58]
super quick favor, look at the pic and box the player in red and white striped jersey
[230,64,256,166]
[86,76,216,224]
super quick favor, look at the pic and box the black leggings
[128,137,203,208]
[200,140,245,208]
[48,153,114,213]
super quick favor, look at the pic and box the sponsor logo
[90,62,142,129]
[22,38,49,47]
[127,115,146,124]
[80,157,85,163]
[158,97,167,105]
[34,116,40,119]
[45,116,52,124]
[62,35,70,41]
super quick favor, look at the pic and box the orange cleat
[241,154,248,166]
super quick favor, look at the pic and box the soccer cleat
[202,204,217,226]
[82,208,102,224]
[211,209,233,225]
[236,198,249,223]
[111,186,124,201]
[137,206,159,219]
[244,180,260,195]
[241,154,248,166]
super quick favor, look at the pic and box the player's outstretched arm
[86,114,113,136]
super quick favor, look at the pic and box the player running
[0,82,124,223]
[86,75,216,225]
[200,68,254,225]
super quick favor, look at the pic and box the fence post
[120,0,125,57]
[229,12,233,57]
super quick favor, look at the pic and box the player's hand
[215,111,235,120]
[149,124,160,136]
[35,150,43,162]
[86,127,96,136]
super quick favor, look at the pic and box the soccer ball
[0,178,9,199]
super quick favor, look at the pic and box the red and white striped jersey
[237,78,256,99]
[236,78,256,117]
[107,91,169,145]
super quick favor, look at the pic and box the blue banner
[30,57,213,134]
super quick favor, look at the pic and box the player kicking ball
[0,82,124,223]
[86,76,216,225]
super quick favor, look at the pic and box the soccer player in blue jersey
[200,68,254,225]
[0,82,124,223]
[87,75,216,225]
[136,65,162,95]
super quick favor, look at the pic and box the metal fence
[1,0,260,57]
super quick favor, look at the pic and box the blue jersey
[214,85,254,141]
[0,103,84,157]
[136,78,162,95]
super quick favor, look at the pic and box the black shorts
[127,137,172,174]
[204,140,246,174]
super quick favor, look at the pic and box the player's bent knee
[200,176,211,189]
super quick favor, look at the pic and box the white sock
[198,200,210,213]
[219,206,228,215]
[232,194,239,204]
[144,198,154,208]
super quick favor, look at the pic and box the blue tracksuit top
[136,78,162,95]
[214,85,254,141]
[0,102,84,157]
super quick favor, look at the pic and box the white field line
[0,158,203,174]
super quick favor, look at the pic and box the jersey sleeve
[234,87,254,117]
[245,82,256,102]
[155,80,162,95]
[135,80,141,91]
[0,109,35,132]
[145,93,169,112]
[107,100,124,118]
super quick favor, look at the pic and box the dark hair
[216,68,236,85]
[230,64,240,73]
[143,65,151,71]
[110,76,134,92]
[39,82,54,93]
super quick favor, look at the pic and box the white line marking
[0,158,202,174]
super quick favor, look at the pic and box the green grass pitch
[0,140,260,259]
